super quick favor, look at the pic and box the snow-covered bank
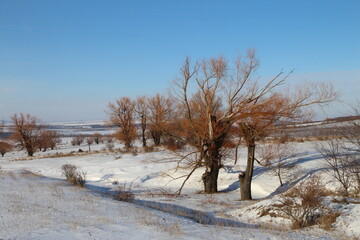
[0,170,337,240]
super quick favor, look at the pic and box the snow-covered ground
[0,124,359,239]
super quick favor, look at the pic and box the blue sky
[0,0,359,121]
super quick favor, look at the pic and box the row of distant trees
[107,50,336,200]
[0,114,118,156]
[70,133,115,151]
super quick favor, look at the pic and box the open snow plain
[0,121,358,239]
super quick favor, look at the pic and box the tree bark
[125,141,131,149]
[141,116,147,147]
[240,141,255,200]
[151,131,161,146]
[202,144,220,193]
[142,129,146,147]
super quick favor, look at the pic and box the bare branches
[108,97,137,148]
[11,113,44,156]
[147,94,174,146]
[316,138,359,196]
[258,142,297,186]
[135,96,149,147]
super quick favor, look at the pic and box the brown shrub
[143,145,155,153]
[275,175,333,229]
[163,137,184,151]
[113,182,135,202]
[317,211,340,230]
[0,141,13,157]
[61,164,86,187]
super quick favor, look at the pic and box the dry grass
[135,207,183,237]
[113,182,135,202]
[317,211,340,230]
[144,187,178,199]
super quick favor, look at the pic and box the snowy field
[0,122,359,239]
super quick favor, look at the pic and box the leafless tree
[168,52,257,193]
[167,50,335,196]
[316,139,356,196]
[71,135,85,146]
[0,141,12,157]
[93,132,103,145]
[147,94,173,146]
[236,82,336,200]
[258,142,297,186]
[316,104,360,196]
[135,96,148,147]
[108,97,137,149]
[105,134,114,143]
[11,113,44,156]
[86,137,94,152]
[39,130,61,151]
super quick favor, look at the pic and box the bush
[274,175,336,229]
[71,135,84,146]
[143,145,155,153]
[317,211,340,230]
[113,182,135,202]
[0,141,13,157]
[163,137,184,151]
[106,142,115,151]
[61,164,86,187]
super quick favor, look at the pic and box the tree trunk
[142,129,146,147]
[151,131,161,146]
[202,145,220,193]
[125,141,131,149]
[234,138,241,165]
[278,172,283,186]
[239,141,255,200]
[141,116,147,147]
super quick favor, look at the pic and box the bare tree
[316,139,355,196]
[39,130,61,151]
[147,94,173,146]
[0,141,12,157]
[258,142,297,186]
[86,137,94,152]
[316,104,360,196]
[105,134,115,151]
[108,97,137,149]
[71,135,85,146]
[168,52,256,193]
[236,81,336,200]
[11,113,44,156]
[135,96,148,147]
[93,132,103,145]
[167,50,335,195]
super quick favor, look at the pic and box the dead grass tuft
[113,182,135,202]
[61,164,86,187]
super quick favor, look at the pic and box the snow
[1,170,335,239]
[0,122,359,239]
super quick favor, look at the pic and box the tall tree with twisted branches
[168,50,335,195]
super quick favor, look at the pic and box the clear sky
[0,0,359,122]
